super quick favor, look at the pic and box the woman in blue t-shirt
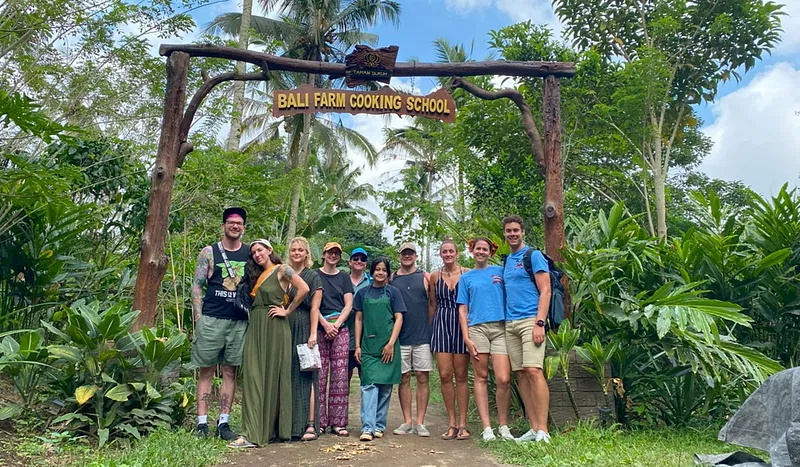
[456,238,514,441]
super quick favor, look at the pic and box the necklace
[443,267,460,278]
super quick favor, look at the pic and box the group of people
[190,207,553,447]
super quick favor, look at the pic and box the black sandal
[332,426,349,437]
[301,423,317,441]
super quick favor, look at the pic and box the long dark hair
[370,257,392,278]
[246,243,282,287]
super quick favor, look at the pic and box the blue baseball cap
[350,247,368,258]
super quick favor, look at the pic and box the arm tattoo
[191,247,212,319]
[282,264,296,279]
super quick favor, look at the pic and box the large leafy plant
[41,300,190,446]
[562,200,783,425]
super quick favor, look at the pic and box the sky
[166,0,800,228]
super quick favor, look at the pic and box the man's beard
[224,230,242,241]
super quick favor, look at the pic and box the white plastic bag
[296,343,321,371]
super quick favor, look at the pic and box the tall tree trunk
[651,129,667,240]
[225,0,253,151]
[286,113,311,246]
[133,52,190,330]
[653,164,667,241]
[542,76,565,262]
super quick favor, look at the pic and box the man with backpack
[501,215,552,443]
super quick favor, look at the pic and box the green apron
[360,287,401,385]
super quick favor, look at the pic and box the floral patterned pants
[317,326,350,428]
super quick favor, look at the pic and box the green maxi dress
[288,268,322,438]
[241,268,292,445]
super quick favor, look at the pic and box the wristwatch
[536,319,546,328]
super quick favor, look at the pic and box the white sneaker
[535,430,551,444]
[515,429,536,442]
[498,425,514,440]
[481,427,496,441]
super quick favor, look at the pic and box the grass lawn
[482,421,768,467]
[78,429,228,467]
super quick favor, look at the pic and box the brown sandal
[456,426,471,440]
[441,426,458,440]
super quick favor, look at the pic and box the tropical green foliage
[0,300,194,446]
[0,0,797,459]
[562,197,788,425]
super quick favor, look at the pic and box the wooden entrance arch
[132,44,576,329]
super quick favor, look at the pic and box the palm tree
[207,0,401,244]
[312,156,377,213]
[380,118,453,269]
[226,0,254,151]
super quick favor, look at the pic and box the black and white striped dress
[430,270,468,354]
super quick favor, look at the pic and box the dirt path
[219,383,509,467]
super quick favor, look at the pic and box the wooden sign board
[272,84,456,123]
[345,45,399,87]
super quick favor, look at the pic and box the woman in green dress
[229,239,309,448]
[286,237,322,441]
[353,257,406,442]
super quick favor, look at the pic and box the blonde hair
[287,236,313,269]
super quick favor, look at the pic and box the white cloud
[490,75,521,89]
[700,62,800,196]
[445,0,563,38]
[776,0,800,56]
[445,0,493,9]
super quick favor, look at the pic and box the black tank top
[202,243,250,321]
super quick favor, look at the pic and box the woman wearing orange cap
[316,241,355,436]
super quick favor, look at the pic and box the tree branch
[176,71,268,166]
[159,44,577,78]
[450,77,545,174]
[663,102,686,171]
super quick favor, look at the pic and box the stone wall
[546,350,612,426]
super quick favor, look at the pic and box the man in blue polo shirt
[502,214,552,443]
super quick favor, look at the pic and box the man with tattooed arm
[190,207,249,440]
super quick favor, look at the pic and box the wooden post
[132,52,190,330]
[543,75,572,320]
[542,75,565,261]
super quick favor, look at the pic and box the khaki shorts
[505,317,546,371]
[190,314,248,368]
[468,321,507,355]
[400,344,433,373]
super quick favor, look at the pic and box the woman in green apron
[353,257,407,442]
[228,239,309,448]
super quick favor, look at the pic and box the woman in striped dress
[428,238,471,440]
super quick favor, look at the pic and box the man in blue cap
[346,247,371,381]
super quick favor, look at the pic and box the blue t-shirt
[456,265,505,326]
[503,246,549,321]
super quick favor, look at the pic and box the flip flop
[332,426,349,437]
[228,436,257,448]
[441,426,458,440]
[457,427,471,440]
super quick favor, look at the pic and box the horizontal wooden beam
[159,44,576,78]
